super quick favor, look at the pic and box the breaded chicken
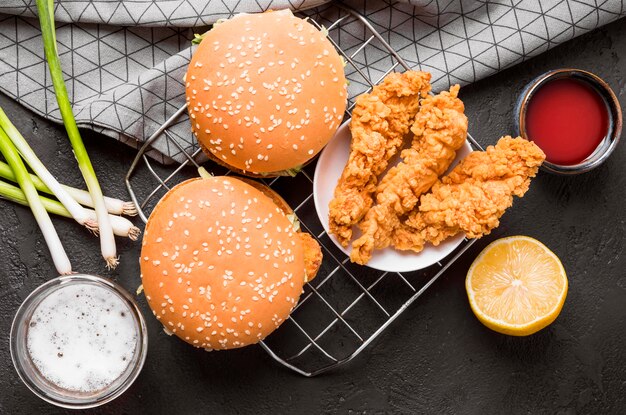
[392,136,545,252]
[299,233,322,282]
[350,85,467,264]
[328,71,432,246]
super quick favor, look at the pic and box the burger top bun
[140,177,306,350]
[186,10,347,175]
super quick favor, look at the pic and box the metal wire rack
[125,3,484,377]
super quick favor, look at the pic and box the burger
[140,176,322,350]
[185,10,347,177]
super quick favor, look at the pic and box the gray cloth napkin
[1,0,624,163]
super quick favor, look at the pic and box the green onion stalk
[0,108,98,231]
[36,0,118,268]
[0,160,138,216]
[0,127,71,275]
[0,180,141,241]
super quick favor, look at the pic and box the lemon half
[466,236,568,336]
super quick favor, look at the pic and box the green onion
[0,160,137,216]
[192,33,206,45]
[0,107,97,231]
[0,127,71,275]
[0,180,140,241]
[198,166,212,178]
[36,0,117,268]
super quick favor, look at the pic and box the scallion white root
[65,188,138,216]
[0,180,141,241]
[36,0,117,268]
[86,210,141,241]
[0,128,71,275]
[0,160,138,216]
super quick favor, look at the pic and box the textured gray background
[1,17,625,415]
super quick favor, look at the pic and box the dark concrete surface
[1,17,625,415]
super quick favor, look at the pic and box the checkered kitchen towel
[0,1,624,163]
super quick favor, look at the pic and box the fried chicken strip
[392,136,546,252]
[328,71,432,246]
[350,85,468,264]
[299,233,322,283]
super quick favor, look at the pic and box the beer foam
[26,283,138,393]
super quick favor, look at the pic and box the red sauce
[524,78,609,165]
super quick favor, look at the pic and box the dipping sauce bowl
[10,274,148,409]
[515,69,622,175]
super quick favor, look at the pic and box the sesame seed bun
[236,176,323,281]
[140,176,310,350]
[186,10,347,176]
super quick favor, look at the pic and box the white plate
[313,120,472,273]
